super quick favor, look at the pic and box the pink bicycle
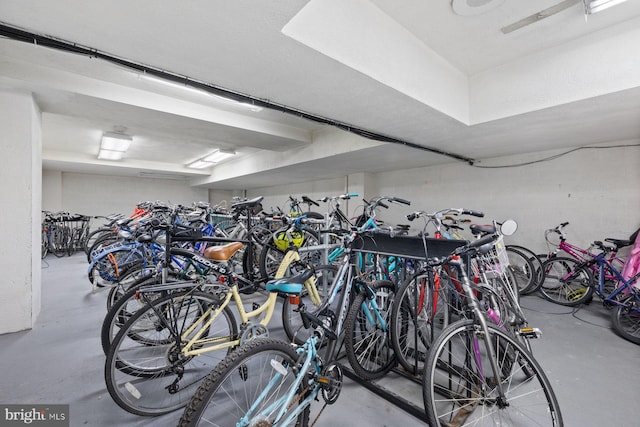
[532,222,632,294]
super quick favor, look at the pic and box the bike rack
[346,231,468,422]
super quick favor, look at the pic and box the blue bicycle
[177,273,346,427]
[540,240,640,344]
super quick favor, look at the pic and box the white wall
[247,175,366,219]
[0,91,41,334]
[244,142,639,254]
[373,143,640,253]
[42,172,209,218]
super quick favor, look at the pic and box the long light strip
[585,0,629,14]
[187,149,236,169]
[140,74,263,112]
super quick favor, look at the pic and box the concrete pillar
[346,172,375,217]
[0,91,42,334]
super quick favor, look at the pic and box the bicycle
[422,227,563,426]
[539,240,640,344]
[531,221,632,295]
[278,196,411,344]
[178,275,345,427]
[103,211,334,415]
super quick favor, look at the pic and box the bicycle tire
[344,280,397,380]
[104,290,237,416]
[390,270,437,375]
[87,233,118,262]
[506,245,545,295]
[538,257,593,306]
[610,296,640,345]
[423,319,563,426]
[100,272,186,355]
[83,227,113,256]
[88,249,144,287]
[51,227,66,258]
[178,337,309,427]
[505,246,536,295]
[282,264,338,344]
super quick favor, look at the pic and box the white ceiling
[1,0,639,189]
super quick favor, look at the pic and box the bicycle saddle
[265,269,314,294]
[231,196,264,211]
[603,238,631,250]
[470,224,496,236]
[203,242,245,261]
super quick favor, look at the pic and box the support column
[0,91,42,334]
[346,172,375,216]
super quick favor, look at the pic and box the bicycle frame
[239,335,322,427]
[546,224,625,282]
[589,252,640,305]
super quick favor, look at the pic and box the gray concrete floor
[1,254,639,426]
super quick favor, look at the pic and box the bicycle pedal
[518,327,542,339]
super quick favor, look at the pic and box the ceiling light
[98,132,132,161]
[187,149,237,169]
[140,73,263,112]
[186,159,214,169]
[97,149,124,161]
[583,0,629,14]
[101,132,132,151]
[202,149,236,163]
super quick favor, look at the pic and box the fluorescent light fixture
[584,0,629,13]
[187,149,237,169]
[101,132,132,151]
[98,132,132,161]
[140,73,263,112]
[98,149,124,161]
[187,160,214,169]
[202,149,236,163]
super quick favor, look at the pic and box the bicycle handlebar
[462,209,484,218]
[406,208,483,222]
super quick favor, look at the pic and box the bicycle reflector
[273,230,304,251]
[289,295,300,305]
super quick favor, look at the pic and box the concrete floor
[1,254,639,426]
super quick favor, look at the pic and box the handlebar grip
[392,197,411,205]
[378,202,389,209]
[560,221,569,227]
[466,233,497,250]
[341,193,359,199]
[406,213,417,221]
[462,209,484,217]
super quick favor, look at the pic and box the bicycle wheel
[83,227,113,257]
[101,272,187,355]
[344,280,397,380]
[41,230,49,259]
[507,245,544,295]
[282,264,338,344]
[505,247,535,295]
[104,290,237,416]
[423,319,563,426]
[539,257,593,306]
[51,227,66,258]
[88,249,144,287]
[178,338,309,427]
[390,271,437,375]
[611,295,640,345]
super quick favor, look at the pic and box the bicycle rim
[179,338,309,427]
[105,291,236,416]
[423,319,562,426]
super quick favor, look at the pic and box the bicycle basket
[472,235,509,279]
[273,230,304,251]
